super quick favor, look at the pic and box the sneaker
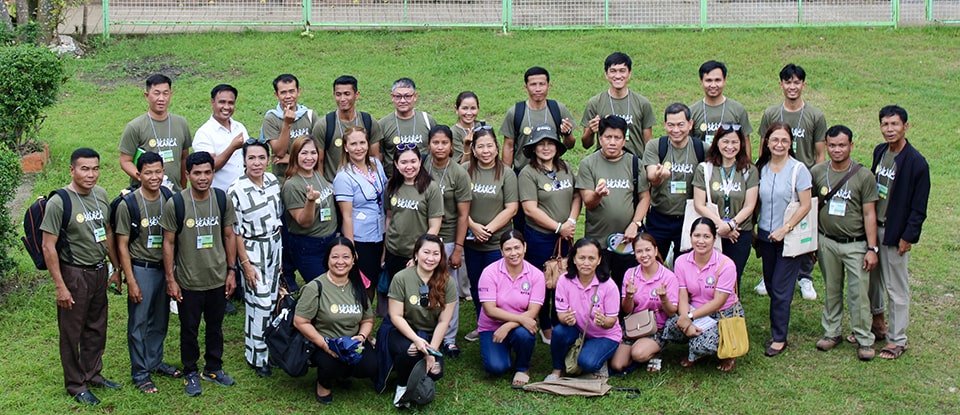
[443,341,460,358]
[393,385,409,408]
[201,369,235,386]
[754,280,767,296]
[183,372,202,397]
[224,301,238,315]
[798,278,818,300]
[815,336,842,352]
[464,329,479,342]
[169,299,179,315]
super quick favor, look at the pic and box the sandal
[717,358,736,372]
[679,358,696,368]
[646,358,662,373]
[511,371,529,389]
[136,380,158,394]
[154,363,183,378]
[878,344,906,360]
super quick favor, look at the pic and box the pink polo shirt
[477,259,546,333]
[674,250,739,311]
[621,264,679,329]
[554,273,622,342]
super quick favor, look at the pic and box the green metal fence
[100,0,959,37]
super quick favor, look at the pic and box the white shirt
[193,115,249,191]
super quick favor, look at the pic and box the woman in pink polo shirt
[662,217,742,372]
[610,233,678,373]
[545,238,622,381]
[477,230,545,388]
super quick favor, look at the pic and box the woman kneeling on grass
[545,238,622,380]
[661,217,742,372]
[610,232,678,374]
[477,230,544,388]
[293,237,377,405]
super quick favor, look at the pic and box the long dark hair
[284,134,320,182]
[527,137,570,174]
[413,234,450,310]
[565,238,610,282]
[467,127,504,181]
[324,237,369,311]
[632,232,664,264]
[755,121,797,173]
[386,145,432,195]
[705,124,751,172]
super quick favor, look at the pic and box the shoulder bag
[564,286,598,375]
[716,260,748,359]
[681,162,722,252]
[782,162,819,257]
[543,239,567,290]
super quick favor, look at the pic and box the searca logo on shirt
[187,216,220,228]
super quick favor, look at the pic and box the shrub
[0,44,65,153]
[0,149,22,272]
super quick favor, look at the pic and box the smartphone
[426,347,443,358]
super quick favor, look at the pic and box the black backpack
[323,111,374,150]
[108,186,174,243]
[657,136,706,165]
[512,100,563,154]
[265,280,320,377]
[172,188,227,236]
[21,189,71,270]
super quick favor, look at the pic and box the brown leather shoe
[857,345,876,361]
[815,336,842,352]
[871,314,888,340]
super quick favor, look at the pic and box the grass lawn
[1,26,959,414]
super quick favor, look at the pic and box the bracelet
[240,259,250,265]
[555,222,563,234]
[454,243,464,248]
[567,217,577,225]
[358,333,367,340]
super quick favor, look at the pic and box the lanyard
[336,109,360,139]
[525,104,549,131]
[71,189,104,235]
[719,165,736,217]
[138,188,162,236]
[300,172,327,210]
[702,99,726,132]
[394,111,417,138]
[778,102,806,132]
[148,114,171,144]
[607,91,631,120]
[429,159,450,188]
[190,191,214,235]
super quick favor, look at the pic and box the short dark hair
[136,151,163,172]
[210,84,238,100]
[779,63,806,82]
[70,148,100,166]
[598,115,627,137]
[698,60,727,80]
[564,238,610,283]
[604,52,632,71]
[185,151,215,172]
[826,125,853,142]
[879,105,908,124]
[455,91,479,109]
[428,124,454,145]
[524,66,550,84]
[333,75,358,92]
[664,102,691,122]
[242,140,271,159]
[145,74,172,90]
[272,74,299,92]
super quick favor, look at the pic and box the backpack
[323,111,374,150]
[265,279,320,377]
[21,189,71,270]
[657,136,706,165]
[512,100,563,154]
[172,188,227,236]
[108,186,174,244]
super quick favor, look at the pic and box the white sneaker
[799,278,818,300]
[464,329,479,342]
[169,299,179,315]
[754,280,768,296]
[393,385,408,408]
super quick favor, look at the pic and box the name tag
[146,235,163,249]
[792,141,798,153]
[877,183,888,199]
[159,148,174,163]
[197,234,214,249]
[704,133,714,147]
[94,227,107,242]
[670,181,687,194]
[320,207,332,222]
[828,199,847,217]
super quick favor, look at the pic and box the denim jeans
[286,232,337,290]
[464,248,503,318]
[479,327,537,374]
[523,224,567,330]
[549,324,618,373]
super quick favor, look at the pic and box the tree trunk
[37,0,51,42]
[80,0,88,42]
[15,0,28,25]
[1,1,14,32]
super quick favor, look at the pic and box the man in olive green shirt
[689,60,753,154]
[315,75,384,181]
[581,52,656,154]
[810,125,879,360]
[500,66,577,170]
[262,74,321,179]
[379,78,436,177]
[161,152,238,396]
[758,64,827,169]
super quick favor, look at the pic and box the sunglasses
[545,170,561,190]
[418,285,430,307]
[395,142,417,151]
[472,124,494,133]
[720,123,742,132]
[245,136,268,145]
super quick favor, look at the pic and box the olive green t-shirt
[642,138,700,216]
[575,152,649,249]
[386,182,444,258]
[315,111,384,182]
[295,276,374,339]
[280,171,338,238]
[688,98,753,147]
[425,158,472,242]
[450,125,471,163]
[262,109,320,179]
[39,186,110,266]
[518,164,577,234]
[498,102,574,170]
[119,113,192,191]
[388,266,457,332]
[691,163,760,231]
[114,191,166,263]
[378,110,436,177]
[758,103,827,168]
[874,150,898,223]
[580,90,655,156]
[159,189,238,291]
[464,163,519,252]
[811,162,879,239]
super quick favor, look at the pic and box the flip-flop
[136,380,158,394]
[511,371,529,389]
[154,363,183,378]
[646,358,662,372]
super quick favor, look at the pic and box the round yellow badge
[821,186,828,196]
[543,183,552,191]
[330,304,339,314]
[409,295,419,305]
[663,161,672,170]
[390,197,398,206]
[141,218,149,227]
[148,139,157,147]
[393,136,401,144]
[185,218,195,228]
[334,138,342,147]
[712,182,721,191]
[76,213,85,223]
[597,178,606,186]
[523,126,532,136]
[699,123,707,132]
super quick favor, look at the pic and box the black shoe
[315,391,333,405]
[225,301,238,315]
[73,390,100,406]
[90,379,122,389]
[443,342,460,358]
[255,366,272,378]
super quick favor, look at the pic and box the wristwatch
[227,266,238,272]
[867,246,879,254]
[687,311,694,319]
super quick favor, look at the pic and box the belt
[820,233,867,244]
[131,259,163,269]
[877,220,885,228]
[63,260,105,270]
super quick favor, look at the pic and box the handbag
[564,286,598,375]
[782,162,819,257]
[717,314,749,359]
[680,162,723,252]
[624,310,657,340]
[543,239,567,290]
[264,279,318,377]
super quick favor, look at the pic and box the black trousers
[312,341,378,389]
[178,286,227,374]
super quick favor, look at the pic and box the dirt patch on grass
[0,174,42,307]
[77,54,243,88]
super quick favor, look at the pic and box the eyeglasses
[245,136,268,145]
[472,124,494,133]
[391,93,415,102]
[418,285,430,307]
[395,142,417,151]
[720,123,742,132]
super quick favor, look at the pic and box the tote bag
[782,162,818,257]
[680,162,722,252]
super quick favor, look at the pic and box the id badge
[94,227,107,242]
[146,235,163,249]
[877,183,888,199]
[159,148,174,163]
[320,207,332,222]
[625,129,631,141]
[792,140,798,153]
[704,133,714,147]
[670,181,687,194]
[197,234,214,249]
[828,199,847,216]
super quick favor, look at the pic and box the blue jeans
[722,230,753,296]
[127,264,169,383]
[550,324,618,373]
[286,232,336,290]
[524,225,566,330]
[479,327,536,374]
[465,248,503,317]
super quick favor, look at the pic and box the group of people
[43,54,928,408]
